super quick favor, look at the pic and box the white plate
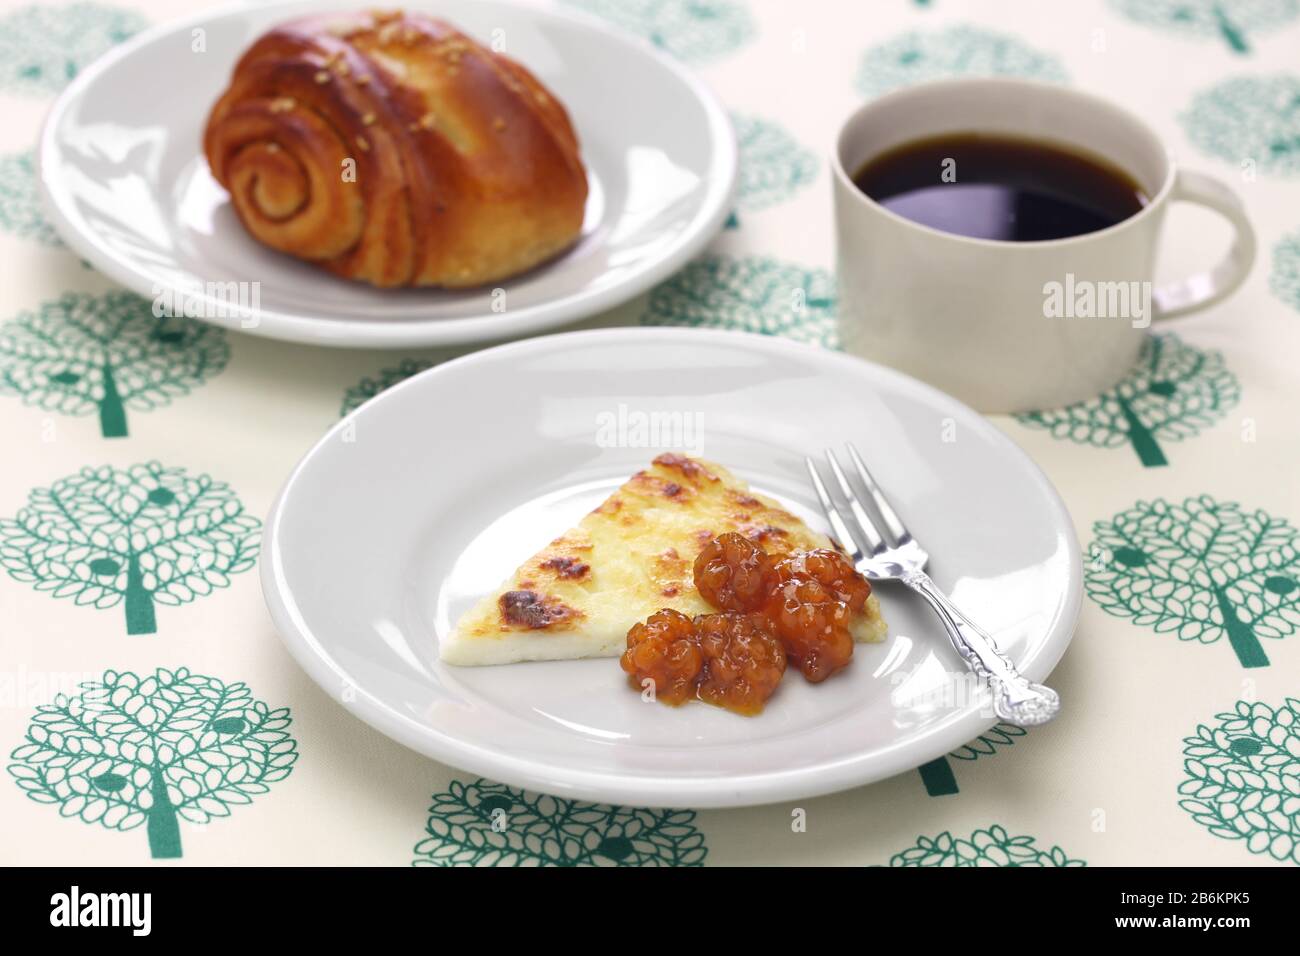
[38,0,736,348]
[263,329,1081,807]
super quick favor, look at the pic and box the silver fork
[806,445,1060,726]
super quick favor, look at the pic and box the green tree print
[1087,495,1300,668]
[340,357,433,417]
[1109,0,1299,55]
[560,0,755,63]
[1016,334,1239,468]
[0,150,62,247]
[889,824,1085,866]
[0,292,230,438]
[1271,228,1300,311]
[1182,74,1300,176]
[0,3,145,95]
[1179,698,1300,865]
[641,254,838,348]
[0,462,261,635]
[727,112,818,228]
[8,667,297,859]
[412,779,707,866]
[917,722,1027,796]
[855,25,1068,98]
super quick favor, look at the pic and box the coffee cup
[832,77,1256,413]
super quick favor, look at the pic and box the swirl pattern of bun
[203,10,588,288]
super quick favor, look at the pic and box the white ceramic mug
[832,77,1256,413]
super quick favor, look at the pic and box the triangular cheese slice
[441,454,886,665]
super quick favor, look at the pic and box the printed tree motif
[726,112,819,228]
[0,150,62,247]
[412,779,707,866]
[641,254,838,348]
[560,0,755,64]
[1016,334,1240,468]
[0,3,145,95]
[7,667,297,859]
[0,291,229,438]
[340,357,433,417]
[854,24,1068,99]
[1087,495,1300,668]
[917,722,1027,796]
[1182,74,1300,176]
[888,824,1085,866]
[1179,698,1300,865]
[1270,228,1300,312]
[1109,0,1299,55]
[0,462,261,635]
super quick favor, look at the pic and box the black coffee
[851,133,1148,242]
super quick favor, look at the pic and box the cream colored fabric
[2,0,1298,866]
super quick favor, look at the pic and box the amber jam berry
[770,549,871,613]
[625,535,873,714]
[694,612,786,715]
[692,532,773,612]
[763,578,855,683]
[621,608,703,707]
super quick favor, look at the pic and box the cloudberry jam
[621,609,703,706]
[770,549,871,613]
[763,578,855,682]
[694,613,786,715]
[692,532,773,612]
[624,535,873,713]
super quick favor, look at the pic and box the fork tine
[845,443,910,544]
[804,457,871,562]
[822,450,887,553]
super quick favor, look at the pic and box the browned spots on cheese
[652,547,688,598]
[655,548,686,574]
[628,470,694,502]
[498,590,579,630]
[653,453,718,484]
[540,556,590,580]
[548,531,593,552]
[742,524,791,548]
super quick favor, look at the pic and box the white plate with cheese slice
[263,328,1081,808]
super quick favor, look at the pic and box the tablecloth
[2,0,1299,867]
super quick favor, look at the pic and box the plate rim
[262,327,1082,808]
[37,0,739,349]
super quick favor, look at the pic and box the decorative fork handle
[900,569,1060,726]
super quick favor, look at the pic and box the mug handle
[1152,169,1256,319]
